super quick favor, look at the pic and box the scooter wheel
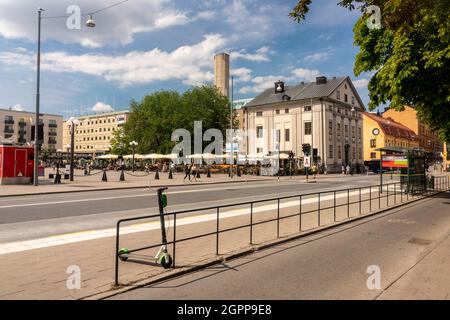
[119,255,129,262]
[161,254,173,269]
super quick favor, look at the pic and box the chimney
[316,76,327,85]
[275,80,285,94]
[214,53,230,98]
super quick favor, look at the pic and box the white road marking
[0,188,387,255]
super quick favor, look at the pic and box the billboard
[382,156,408,168]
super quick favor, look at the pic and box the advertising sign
[303,157,311,168]
[382,156,408,168]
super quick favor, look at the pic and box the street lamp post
[129,141,138,172]
[67,118,80,181]
[230,76,234,179]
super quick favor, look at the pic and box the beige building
[243,76,366,173]
[214,53,230,98]
[0,108,63,151]
[63,111,129,155]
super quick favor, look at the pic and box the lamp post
[67,118,80,181]
[33,9,96,186]
[230,76,234,178]
[129,141,138,172]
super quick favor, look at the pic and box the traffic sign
[304,157,311,168]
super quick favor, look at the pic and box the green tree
[290,0,450,141]
[112,85,233,155]
[110,128,129,156]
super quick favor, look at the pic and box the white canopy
[97,154,118,160]
[123,154,145,160]
[142,154,162,160]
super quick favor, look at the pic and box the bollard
[120,169,125,182]
[168,169,173,179]
[102,169,108,182]
[207,168,211,178]
[237,166,241,177]
[155,169,160,180]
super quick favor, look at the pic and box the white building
[243,76,366,173]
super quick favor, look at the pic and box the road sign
[304,157,311,168]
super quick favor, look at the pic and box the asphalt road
[110,192,450,300]
[0,175,380,243]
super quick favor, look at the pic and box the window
[336,90,341,100]
[370,152,377,159]
[256,111,263,117]
[344,94,348,103]
[370,139,377,148]
[304,106,311,112]
[351,96,355,105]
[257,126,264,138]
[328,121,333,132]
[276,129,281,142]
[338,147,342,159]
[329,146,333,158]
[352,126,355,138]
[285,109,289,114]
[344,125,348,136]
[285,129,290,142]
[304,122,312,135]
[257,147,263,154]
[276,110,280,115]
[337,123,341,137]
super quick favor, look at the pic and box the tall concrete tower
[214,53,230,98]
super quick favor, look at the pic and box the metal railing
[114,175,450,285]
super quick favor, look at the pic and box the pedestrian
[342,165,345,175]
[183,163,191,181]
[346,165,350,175]
[191,164,198,182]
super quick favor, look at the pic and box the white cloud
[353,78,370,89]
[0,0,203,48]
[231,68,252,82]
[231,47,273,62]
[303,51,332,63]
[239,68,321,94]
[91,102,113,113]
[11,104,24,111]
[0,34,227,87]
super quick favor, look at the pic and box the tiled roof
[364,112,418,141]
[245,76,364,108]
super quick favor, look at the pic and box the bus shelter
[376,147,427,194]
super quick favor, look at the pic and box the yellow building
[383,105,443,154]
[363,112,419,163]
[63,111,129,155]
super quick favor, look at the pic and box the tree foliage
[111,86,232,155]
[291,0,450,142]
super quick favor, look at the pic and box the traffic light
[302,143,311,156]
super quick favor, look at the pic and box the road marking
[0,188,385,256]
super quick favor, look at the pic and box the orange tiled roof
[364,112,418,141]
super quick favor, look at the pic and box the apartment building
[243,76,366,173]
[363,112,419,164]
[383,106,443,155]
[0,108,63,151]
[62,111,129,155]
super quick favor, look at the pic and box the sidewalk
[0,169,364,197]
[378,230,450,300]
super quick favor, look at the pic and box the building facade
[62,111,129,155]
[363,112,419,163]
[383,106,443,155]
[243,76,366,173]
[0,108,63,151]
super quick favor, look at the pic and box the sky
[0,0,375,118]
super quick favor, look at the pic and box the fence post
[216,207,220,255]
[250,203,253,245]
[347,189,350,218]
[359,188,362,215]
[379,185,381,209]
[387,183,390,207]
[369,186,372,212]
[115,221,120,287]
[172,213,176,268]
[277,198,280,238]
[334,191,337,222]
[299,195,302,232]
[318,193,321,227]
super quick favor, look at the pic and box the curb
[0,178,275,198]
[83,191,444,300]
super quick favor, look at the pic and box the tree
[112,86,233,155]
[290,0,450,141]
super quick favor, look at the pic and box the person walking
[346,165,350,175]
[191,164,198,182]
[183,163,191,181]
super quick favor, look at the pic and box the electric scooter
[118,187,173,269]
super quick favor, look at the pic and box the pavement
[109,191,450,300]
[0,174,445,300]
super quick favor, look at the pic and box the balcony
[48,138,57,145]
[4,119,14,125]
[48,123,58,128]
[48,131,58,137]
[4,127,14,134]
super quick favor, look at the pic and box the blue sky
[0,0,374,118]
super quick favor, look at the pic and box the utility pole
[34,8,44,186]
[230,76,234,178]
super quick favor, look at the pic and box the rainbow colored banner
[382,156,408,168]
